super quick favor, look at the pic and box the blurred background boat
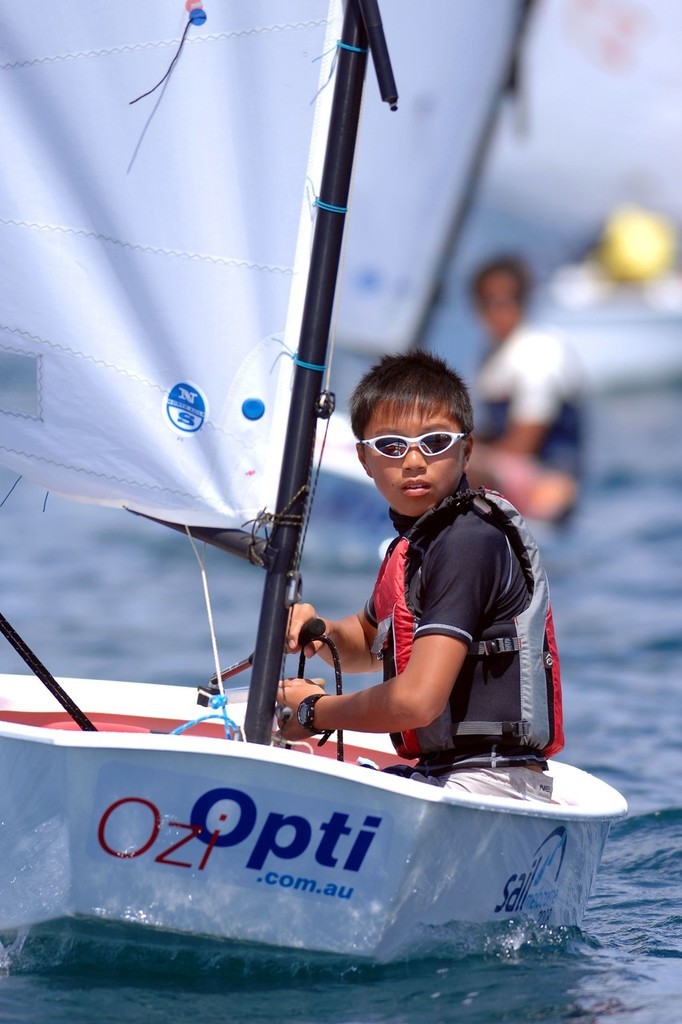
[333,0,682,389]
[429,0,682,393]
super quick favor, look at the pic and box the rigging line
[294,357,326,371]
[311,39,368,106]
[184,526,224,699]
[305,177,348,218]
[313,198,347,215]
[0,475,21,507]
[292,417,329,576]
[336,41,368,54]
[129,8,203,106]
[296,621,344,762]
[170,696,241,741]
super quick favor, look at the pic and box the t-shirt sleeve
[506,333,576,423]
[364,594,377,627]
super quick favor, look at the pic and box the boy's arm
[278,633,468,740]
[482,420,548,457]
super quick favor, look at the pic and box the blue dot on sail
[189,8,207,26]
[166,382,207,433]
[242,398,265,421]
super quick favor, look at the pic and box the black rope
[297,624,344,762]
[0,612,97,731]
[242,486,309,568]
[0,476,21,508]
[129,17,193,105]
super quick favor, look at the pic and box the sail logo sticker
[493,826,567,923]
[165,382,207,433]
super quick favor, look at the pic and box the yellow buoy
[598,205,676,282]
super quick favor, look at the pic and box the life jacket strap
[468,636,521,656]
[451,720,531,738]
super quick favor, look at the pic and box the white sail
[0,1,342,527]
[334,0,525,355]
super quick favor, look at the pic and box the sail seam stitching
[0,21,329,71]
[0,323,165,390]
[0,220,293,274]
[0,323,258,449]
[0,443,210,498]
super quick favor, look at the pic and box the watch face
[297,694,320,732]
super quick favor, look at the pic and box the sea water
[0,383,680,1022]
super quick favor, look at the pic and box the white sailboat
[0,1,625,960]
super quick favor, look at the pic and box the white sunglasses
[360,431,468,459]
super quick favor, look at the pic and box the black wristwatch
[296,692,326,734]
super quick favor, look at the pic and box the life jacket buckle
[501,720,531,738]
[480,637,517,655]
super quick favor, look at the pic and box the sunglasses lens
[420,433,454,454]
[367,432,464,457]
[373,436,407,457]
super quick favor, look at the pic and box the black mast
[244,0,393,744]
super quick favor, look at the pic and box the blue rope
[310,37,368,106]
[314,197,347,215]
[294,356,326,372]
[337,41,368,53]
[171,694,240,740]
[314,39,368,64]
[306,177,346,217]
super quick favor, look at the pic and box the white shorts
[409,765,554,803]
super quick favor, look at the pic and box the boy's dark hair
[348,350,474,439]
[470,255,532,306]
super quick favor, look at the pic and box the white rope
[183,528,248,743]
[184,527,224,697]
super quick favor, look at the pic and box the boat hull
[0,675,626,960]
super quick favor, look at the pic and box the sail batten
[0,1,343,528]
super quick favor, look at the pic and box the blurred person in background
[466,255,585,523]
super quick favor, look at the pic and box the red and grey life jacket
[371,489,564,761]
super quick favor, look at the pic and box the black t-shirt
[365,501,529,648]
[413,505,529,645]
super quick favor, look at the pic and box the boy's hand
[286,604,326,657]
[276,677,327,740]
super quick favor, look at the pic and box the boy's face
[356,402,472,518]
